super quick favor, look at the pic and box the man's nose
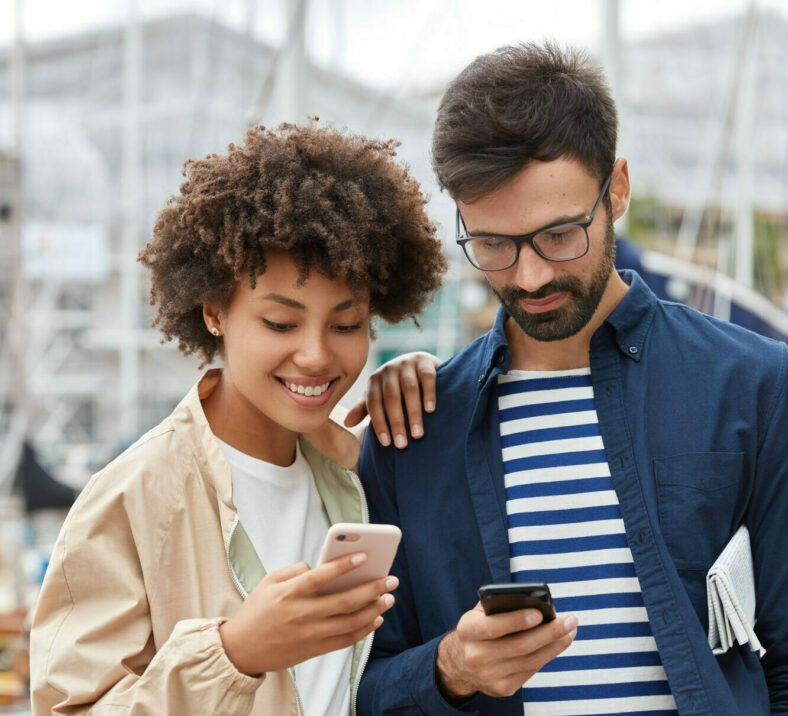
[511,244,557,293]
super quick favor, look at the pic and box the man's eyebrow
[257,294,361,312]
[467,211,587,237]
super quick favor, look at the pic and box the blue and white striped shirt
[498,368,678,716]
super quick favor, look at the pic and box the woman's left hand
[344,351,441,449]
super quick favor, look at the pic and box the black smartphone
[478,582,556,623]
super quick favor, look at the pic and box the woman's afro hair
[139,121,447,364]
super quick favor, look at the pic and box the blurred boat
[616,237,788,344]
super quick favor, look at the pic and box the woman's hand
[219,553,398,676]
[344,351,441,449]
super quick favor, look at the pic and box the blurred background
[1,0,788,708]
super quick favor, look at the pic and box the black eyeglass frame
[455,172,613,271]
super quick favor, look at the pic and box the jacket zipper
[225,517,249,600]
[225,516,304,716]
[348,467,371,716]
[348,468,370,522]
[350,633,374,716]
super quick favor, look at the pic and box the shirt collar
[476,306,512,388]
[478,269,657,382]
[598,269,657,362]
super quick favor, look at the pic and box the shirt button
[628,345,639,354]
[478,372,485,383]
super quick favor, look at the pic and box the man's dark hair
[432,42,617,201]
[139,122,446,365]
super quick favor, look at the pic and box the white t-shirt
[216,438,352,716]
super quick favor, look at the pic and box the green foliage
[626,195,787,302]
[753,216,788,300]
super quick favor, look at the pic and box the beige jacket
[30,370,371,715]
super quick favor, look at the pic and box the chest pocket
[654,451,744,572]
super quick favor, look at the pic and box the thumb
[266,560,311,583]
[343,399,369,427]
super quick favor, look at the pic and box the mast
[732,2,759,289]
[0,0,29,491]
[119,0,143,442]
[600,0,626,232]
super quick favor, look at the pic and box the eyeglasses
[455,173,612,271]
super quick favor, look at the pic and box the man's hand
[219,553,398,676]
[436,603,577,701]
[344,351,441,449]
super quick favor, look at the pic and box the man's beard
[490,217,616,342]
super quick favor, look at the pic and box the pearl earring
[210,327,220,336]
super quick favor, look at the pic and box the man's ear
[203,304,224,337]
[609,157,631,223]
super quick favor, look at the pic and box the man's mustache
[500,277,583,301]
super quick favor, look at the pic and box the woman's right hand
[219,552,397,676]
[344,351,441,449]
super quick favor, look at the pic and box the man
[356,42,788,715]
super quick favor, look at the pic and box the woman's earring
[210,327,220,336]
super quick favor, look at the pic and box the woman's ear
[203,304,223,337]
[609,157,631,223]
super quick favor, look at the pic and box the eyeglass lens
[464,225,588,270]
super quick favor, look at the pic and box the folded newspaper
[706,525,765,657]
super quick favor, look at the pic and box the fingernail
[425,401,435,412]
[411,424,423,438]
[563,615,578,631]
[385,576,398,590]
[379,432,390,446]
[373,616,384,628]
[394,434,407,449]
[568,628,578,640]
[351,552,367,566]
[524,612,541,627]
[382,593,395,607]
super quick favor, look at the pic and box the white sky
[4,0,788,90]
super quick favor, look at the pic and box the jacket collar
[477,269,658,384]
[170,368,363,525]
[170,369,365,597]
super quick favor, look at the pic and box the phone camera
[337,534,346,541]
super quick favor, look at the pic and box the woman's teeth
[285,381,331,397]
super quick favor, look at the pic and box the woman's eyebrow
[258,294,305,309]
[331,298,361,312]
[257,294,361,312]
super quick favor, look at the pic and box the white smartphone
[316,522,402,595]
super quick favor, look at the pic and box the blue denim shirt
[358,271,788,716]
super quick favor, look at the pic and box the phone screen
[478,583,556,622]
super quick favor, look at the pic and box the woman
[29,122,446,715]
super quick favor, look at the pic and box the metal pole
[733,3,759,289]
[600,0,626,232]
[0,0,29,492]
[331,0,345,73]
[274,0,307,122]
[120,0,143,443]
[675,3,758,272]
[246,0,308,126]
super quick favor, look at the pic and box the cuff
[199,617,265,694]
[409,635,481,715]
